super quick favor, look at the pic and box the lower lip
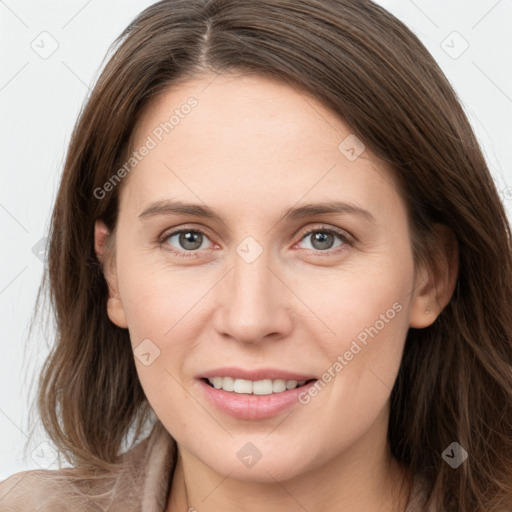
[197,378,318,420]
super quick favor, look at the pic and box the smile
[205,376,315,395]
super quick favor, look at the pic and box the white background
[0,0,511,478]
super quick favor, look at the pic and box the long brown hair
[26,0,512,510]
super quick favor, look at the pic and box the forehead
[133,73,345,154]
[121,73,401,219]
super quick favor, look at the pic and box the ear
[409,223,459,328]
[94,220,128,329]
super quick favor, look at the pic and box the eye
[158,224,353,259]
[295,226,352,255]
[159,227,214,258]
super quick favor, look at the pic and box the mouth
[197,376,320,420]
[201,377,318,395]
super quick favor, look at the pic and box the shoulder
[0,468,91,512]
[0,460,145,512]
[0,436,141,512]
[0,422,176,512]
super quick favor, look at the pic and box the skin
[95,73,457,512]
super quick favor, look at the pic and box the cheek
[297,250,414,391]
[115,257,201,411]
[115,246,204,340]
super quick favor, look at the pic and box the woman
[1,1,511,511]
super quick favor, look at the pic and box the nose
[213,246,293,344]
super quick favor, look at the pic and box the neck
[166,410,411,512]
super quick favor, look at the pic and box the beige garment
[0,421,429,511]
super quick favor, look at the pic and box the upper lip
[198,367,317,382]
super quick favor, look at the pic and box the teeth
[207,377,308,395]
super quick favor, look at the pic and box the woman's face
[98,73,432,482]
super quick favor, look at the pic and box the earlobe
[94,219,129,329]
[107,297,129,329]
[409,224,459,329]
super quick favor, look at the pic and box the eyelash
[157,225,353,259]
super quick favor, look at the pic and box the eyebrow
[138,199,375,224]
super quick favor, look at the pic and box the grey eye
[167,230,208,251]
[299,230,344,251]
